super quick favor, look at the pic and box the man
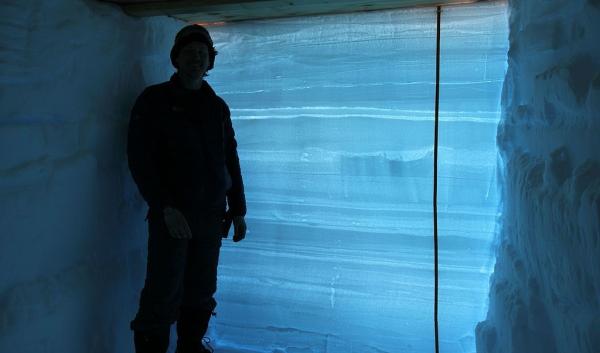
[127,24,247,353]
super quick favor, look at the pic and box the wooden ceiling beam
[102,0,482,23]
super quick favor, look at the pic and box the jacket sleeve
[127,88,173,212]
[223,102,247,216]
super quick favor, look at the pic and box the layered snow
[475,0,600,352]
[207,3,507,352]
[0,0,513,352]
[0,1,183,352]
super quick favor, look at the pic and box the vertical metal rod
[434,5,441,353]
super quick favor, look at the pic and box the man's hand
[163,207,192,239]
[232,216,247,242]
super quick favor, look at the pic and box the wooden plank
[104,0,480,22]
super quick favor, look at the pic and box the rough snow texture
[476,0,600,352]
[0,1,182,352]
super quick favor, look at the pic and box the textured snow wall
[475,0,600,353]
[0,1,182,352]
[206,3,507,352]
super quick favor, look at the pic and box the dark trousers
[131,209,224,337]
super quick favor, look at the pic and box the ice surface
[207,3,508,352]
[476,0,600,352]
[0,0,511,352]
[0,1,183,352]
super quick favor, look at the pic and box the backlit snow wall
[0,1,183,352]
[207,3,507,352]
[475,0,600,352]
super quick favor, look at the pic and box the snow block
[0,1,182,352]
[476,1,600,352]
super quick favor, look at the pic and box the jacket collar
[169,73,216,97]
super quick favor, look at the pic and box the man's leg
[176,212,223,352]
[131,213,189,353]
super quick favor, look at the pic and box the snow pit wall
[0,1,182,352]
[0,0,598,352]
[476,0,600,353]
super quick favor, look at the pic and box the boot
[175,308,214,353]
[133,329,170,353]
[175,337,213,353]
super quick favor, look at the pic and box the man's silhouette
[127,24,247,353]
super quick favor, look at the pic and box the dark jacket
[127,74,246,217]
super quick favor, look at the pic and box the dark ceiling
[102,0,482,23]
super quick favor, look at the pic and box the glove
[232,216,247,242]
[221,211,247,242]
[163,206,193,239]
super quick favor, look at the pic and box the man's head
[170,24,217,77]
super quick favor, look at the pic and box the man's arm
[222,102,247,217]
[127,88,173,213]
[127,89,192,239]
[222,101,247,242]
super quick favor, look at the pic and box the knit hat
[170,24,217,70]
